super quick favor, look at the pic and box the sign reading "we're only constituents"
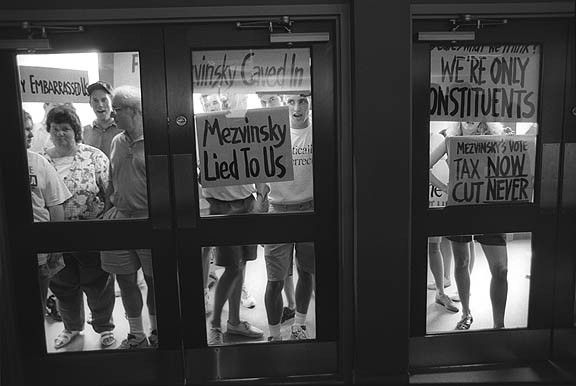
[196,106,294,187]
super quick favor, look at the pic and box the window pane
[428,44,540,207]
[426,232,531,334]
[203,243,316,346]
[192,49,314,216]
[39,248,158,352]
[17,52,150,222]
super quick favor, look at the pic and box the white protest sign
[192,48,310,94]
[430,44,540,122]
[196,106,294,187]
[446,135,536,206]
[19,66,90,103]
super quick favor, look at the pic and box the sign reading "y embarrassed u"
[446,135,536,206]
[196,106,294,187]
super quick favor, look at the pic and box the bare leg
[211,264,242,329]
[481,244,508,329]
[440,237,453,283]
[469,242,476,274]
[428,241,446,296]
[283,274,296,310]
[451,241,472,321]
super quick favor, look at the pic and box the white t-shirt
[27,150,71,223]
[203,184,255,201]
[268,124,313,204]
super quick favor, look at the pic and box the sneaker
[148,330,159,348]
[226,321,263,339]
[290,325,309,340]
[435,294,459,313]
[281,307,295,323]
[208,327,223,345]
[119,334,149,349]
[241,285,256,309]
[268,336,283,342]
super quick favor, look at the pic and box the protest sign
[430,44,540,122]
[196,106,294,187]
[192,49,310,94]
[446,135,536,206]
[19,66,89,103]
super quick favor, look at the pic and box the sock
[294,312,307,326]
[269,323,281,339]
[127,316,145,339]
[149,314,157,332]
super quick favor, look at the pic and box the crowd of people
[26,83,317,350]
[25,81,157,350]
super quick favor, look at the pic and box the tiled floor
[426,237,531,333]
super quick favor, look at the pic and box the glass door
[163,21,341,382]
[410,18,571,368]
[1,25,183,385]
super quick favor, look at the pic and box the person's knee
[492,265,508,281]
[116,273,139,291]
[266,280,284,295]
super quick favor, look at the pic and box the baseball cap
[87,80,113,96]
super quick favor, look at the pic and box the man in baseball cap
[82,80,122,158]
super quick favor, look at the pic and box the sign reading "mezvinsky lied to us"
[196,106,294,187]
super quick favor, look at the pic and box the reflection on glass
[40,249,157,353]
[17,52,148,221]
[204,243,316,346]
[428,44,540,207]
[426,232,531,334]
[192,49,314,217]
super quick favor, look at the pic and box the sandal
[100,330,116,347]
[54,329,80,349]
[455,315,473,330]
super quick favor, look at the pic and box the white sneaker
[208,327,223,345]
[226,321,263,338]
[241,285,256,309]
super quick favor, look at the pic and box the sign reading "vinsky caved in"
[192,49,311,94]
[446,135,536,206]
[196,106,294,187]
[19,66,90,103]
[430,44,540,122]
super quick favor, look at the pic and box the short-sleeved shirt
[42,144,109,220]
[27,150,72,223]
[109,132,148,215]
[268,124,314,205]
[82,120,122,158]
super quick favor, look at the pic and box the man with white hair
[100,86,158,349]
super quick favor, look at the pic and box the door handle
[540,143,560,213]
[561,143,576,212]
[172,153,198,228]
[147,155,172,230]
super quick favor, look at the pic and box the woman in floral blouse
[42,104,116,350]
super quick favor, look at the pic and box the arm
[47,204,65,222]
[429,138,448,192]
[254,183,270,213]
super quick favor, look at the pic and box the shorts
[428,236,442,243]
[446,233,506,246]
[101,248,154,276]
[207,195,258,267]
[264,200,315,281]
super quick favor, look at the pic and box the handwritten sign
[196,106,294,187]
[192,49,310,94]
[430,44,540,122]
[446,135,536,206]
[19,66,89,103]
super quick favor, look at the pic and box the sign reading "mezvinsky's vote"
[446,135,536,206]
[196,106,294,187]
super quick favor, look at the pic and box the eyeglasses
[112,106,124,113]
